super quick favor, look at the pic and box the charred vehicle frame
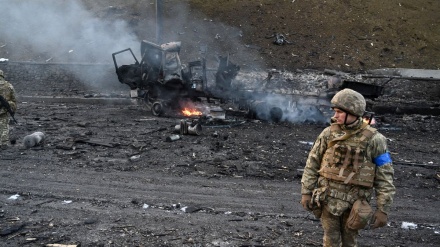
[112,40,240,116]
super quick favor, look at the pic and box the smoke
[231,70,333,124]
[0,0,329,123]
[0,0,139,64]
[0,0,265,89]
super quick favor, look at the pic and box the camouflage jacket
[301,119,395,215]
[0,77,17,116]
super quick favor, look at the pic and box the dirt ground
[1,1,440,246]
[0,85,439,247]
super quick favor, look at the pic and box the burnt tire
[270,107,283,123]
[151,102,163,116]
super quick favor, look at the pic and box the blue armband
[373,152,392,167]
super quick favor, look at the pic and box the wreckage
[112,40,240,116]
[112,41,332,124]
[112,40,392,124]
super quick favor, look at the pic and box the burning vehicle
[112,40,240,116]
[112,41,383,124]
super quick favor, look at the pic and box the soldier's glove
[371,210,388,229]
[300,194,312,211]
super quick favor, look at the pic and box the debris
[209,107,226,120]
[8,194,20,200]
[62,200,73,204]
[299,141,314,146]
[266,33,292,45]
[0,58,8,62]
[6,217,20,221]
[180,206,203,213]
[174,121,203,135]
[129,154,141,161]
[401,222,418,230]
[23,131,45,148]
[166,134,181,142]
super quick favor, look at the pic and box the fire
[363,116,376,125]
[182,107,203,117]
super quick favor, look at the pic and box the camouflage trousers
[0,115,10,146]
[321,205,359,247]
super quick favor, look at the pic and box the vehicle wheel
[151,101,163,116]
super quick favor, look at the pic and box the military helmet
[331,88,366,117]
[0,70,3,78]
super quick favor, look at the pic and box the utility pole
[156,0,163,44]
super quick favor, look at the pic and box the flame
[363,116,376,125]
[182,107,203,117]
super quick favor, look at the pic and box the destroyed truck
[112,40,240,116]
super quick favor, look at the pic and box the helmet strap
[343,111,359,125]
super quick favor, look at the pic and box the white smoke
[0,0,330,123]
[232,70,333,124]
[0,0,140,64]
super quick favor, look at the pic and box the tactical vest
[319,123,377,188]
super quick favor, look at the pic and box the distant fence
[0,61,126,96]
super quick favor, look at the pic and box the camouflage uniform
[0,70,17,147]
[301,89,395,247]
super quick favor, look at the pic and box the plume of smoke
[0,0,139,64]
[0,0,329,124]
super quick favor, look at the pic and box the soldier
[300,88,395,246]
[0,70,17,149]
